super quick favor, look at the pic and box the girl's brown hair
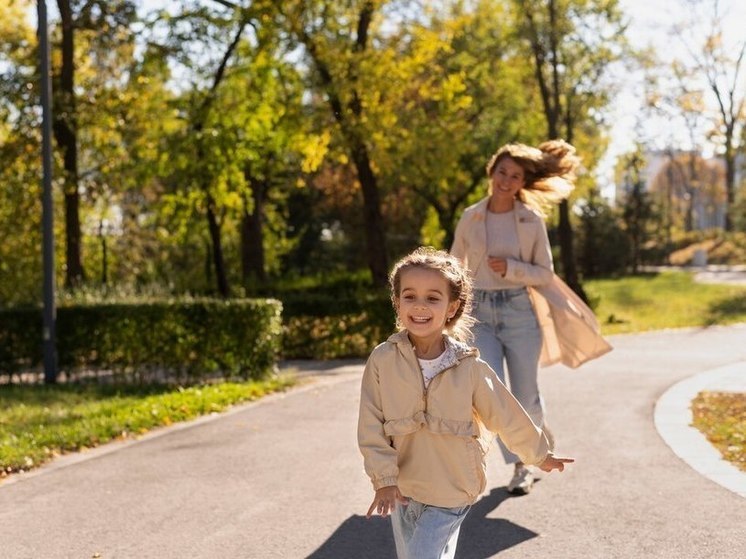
[388,247,475,341]
[485,139,581,216]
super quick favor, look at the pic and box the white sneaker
[507,464,534,495]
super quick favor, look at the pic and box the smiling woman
[450,139,585,495]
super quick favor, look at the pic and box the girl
[358,247,573,559]
[451,140,609,495]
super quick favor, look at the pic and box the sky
[598,0,746,195]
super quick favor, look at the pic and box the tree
[511,0,628,301]
[682,0,746,231]
[52,0,138,287]
[378,0,546,251]
[576,188,629,277]
[279,0,390,286]
[0,0,44,305]
[154,0,321,291]
[648,150,726,235]
[617,148,654,273]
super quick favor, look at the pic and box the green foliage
[576,190,630,277]
[0,376,295,475]
[0,299,282,383]
[281,291,395,359]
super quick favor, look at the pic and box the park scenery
[0,1,745,557]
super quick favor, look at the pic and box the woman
[451,139,606,495]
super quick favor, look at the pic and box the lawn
[0,376,294,477]
[586,271,746,334]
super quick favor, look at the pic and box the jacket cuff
[373,476,398,490]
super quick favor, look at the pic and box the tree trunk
[522,1,588,303]
[206,194,230,297]
[53,0,84,287]
[724,146,735,232]
[294,2,389,287]
[349,140,388,286]
[241,180,267,285]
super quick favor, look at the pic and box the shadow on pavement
[306,487,537,558]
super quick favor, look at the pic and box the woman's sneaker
[507,464,534,495]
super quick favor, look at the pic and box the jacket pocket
[465,438,487,496]
[425,414,478,438]
[383,411,427,437]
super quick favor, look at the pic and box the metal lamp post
[38,0,57,384]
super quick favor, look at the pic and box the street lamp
[38,0,57,383]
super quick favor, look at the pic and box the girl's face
[396,267,460,344]
[490,156,525,201]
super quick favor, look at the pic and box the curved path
[1,326,745,558]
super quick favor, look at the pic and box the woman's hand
[487,256,508,277]
[538,455,575,473]
[366,485,409,518]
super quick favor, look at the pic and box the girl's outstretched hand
[538,454,575,473]
[366,485,409,519]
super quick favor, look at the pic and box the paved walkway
[647,264,746,286]
[1,326,746,558]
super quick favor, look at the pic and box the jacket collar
[387,330,478,370]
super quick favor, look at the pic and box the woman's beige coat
[358,331,551,508]
[451,197,612,368]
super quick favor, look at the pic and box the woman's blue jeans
[471,288,544,464]
[391,499,470,559]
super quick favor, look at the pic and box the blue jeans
[391,499,470,559]
[471,288,544,464]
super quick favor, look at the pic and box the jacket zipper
[416,350,464,415]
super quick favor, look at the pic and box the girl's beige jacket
[357,331,551,508]
[451,197,612,368]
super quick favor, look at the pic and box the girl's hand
[487,256,508,277]
[538,455,575,473]
[366,486,408,518]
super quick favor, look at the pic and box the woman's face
[490,156,525,200]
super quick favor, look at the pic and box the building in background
[615,149,746,231]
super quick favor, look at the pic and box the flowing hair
[485,139,581,216]
[389,247,475,342]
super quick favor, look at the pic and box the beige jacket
[357,331,550,508]
[451,197,612,368]
[451,197,554,286]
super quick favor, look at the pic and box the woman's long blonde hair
[485,139,581,216]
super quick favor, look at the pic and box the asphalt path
[2,325,746,558]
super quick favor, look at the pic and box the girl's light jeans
[471,287,544,464]
[391,499,470,559]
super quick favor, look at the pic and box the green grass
[691,391,746,472]
[586,271,746,334]
[0,376,294,476]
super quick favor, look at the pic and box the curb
[654,362,746,498]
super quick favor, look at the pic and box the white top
[418,351,449,388]
[473,209,522,290]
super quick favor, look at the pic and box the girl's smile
[396,267,459,358]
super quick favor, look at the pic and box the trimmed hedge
[0,299,282,384]
[280,291,396,359]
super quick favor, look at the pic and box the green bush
[0,299,282,384]
[280,291,396,359]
